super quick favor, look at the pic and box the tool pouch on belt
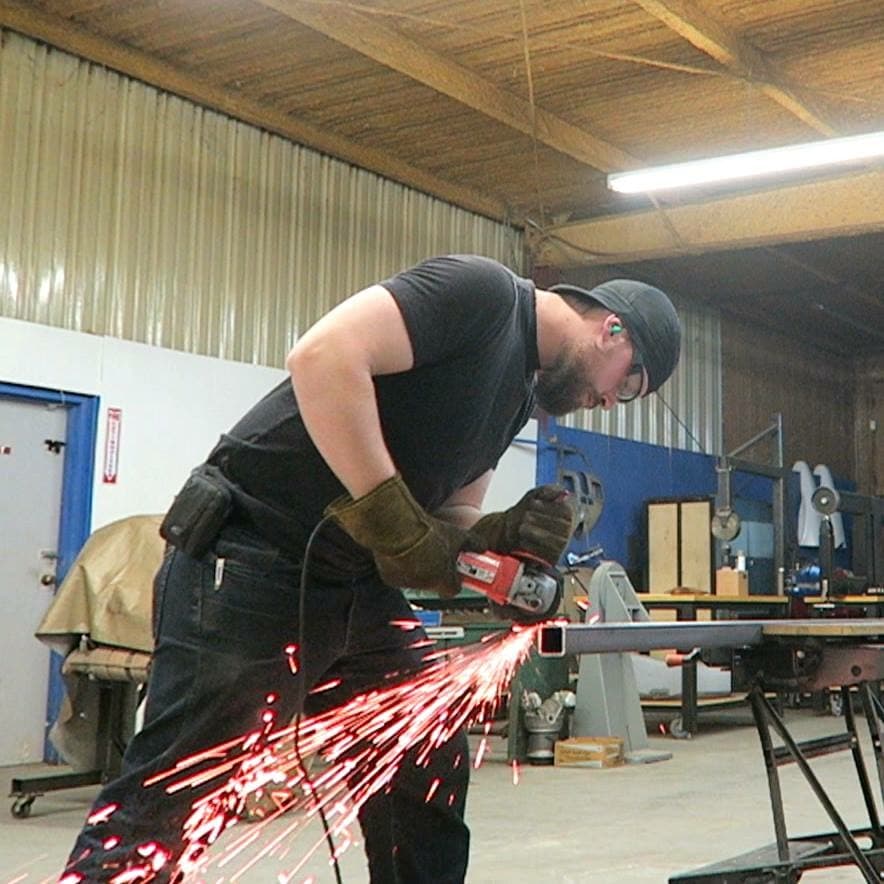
[159,464,232,558]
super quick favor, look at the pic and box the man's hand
[325,474,475,597]
[469,485,574,565]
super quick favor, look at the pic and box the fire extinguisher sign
[102,407,123,484]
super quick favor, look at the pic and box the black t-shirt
[205,254,539,578]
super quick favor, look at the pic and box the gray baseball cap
[549,279,681,394]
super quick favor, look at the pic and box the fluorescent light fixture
[607,129,884,194]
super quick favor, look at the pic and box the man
[63,254,680,882]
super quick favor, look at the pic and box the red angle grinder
[455,549,562,622]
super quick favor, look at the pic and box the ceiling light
[607,130,884,194]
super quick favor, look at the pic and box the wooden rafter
[0,0,507,220]
[632,0,838,136]
[534,169,884,266]
[254,0,639,172]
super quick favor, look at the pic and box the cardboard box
[716,567,749,597]
[553,736,624,768]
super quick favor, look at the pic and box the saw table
[539,618,884,883]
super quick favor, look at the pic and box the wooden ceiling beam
[255,0,638,172]
[632,0,837,136]
[0,0,507,220]
[535,169,884,266]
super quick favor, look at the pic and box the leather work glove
[325,474,477,598]
[469,485,575,565]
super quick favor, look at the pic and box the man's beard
[535,350,594,416]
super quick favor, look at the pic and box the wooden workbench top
[803,595,884,605]
[761,619,884,637]
[641,593,789,604]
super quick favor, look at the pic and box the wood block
[716,567,749,597]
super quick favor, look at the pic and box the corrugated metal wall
[0,28,717,455]
[0,30,522,366]
[723,320,857,480]
[554,285,723,455]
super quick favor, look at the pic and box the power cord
[292,513,343,884]
[656,391,707,454]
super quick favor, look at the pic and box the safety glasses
[616,360,647,403]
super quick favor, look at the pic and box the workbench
[539,618,884,882]
[803,594,884,618]
[639,593,789,736]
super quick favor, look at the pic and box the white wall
[0,317,103,396]
[483,419,538,511]
[93,337,284,527]
[0,318,284,530]
[0,318,538,531]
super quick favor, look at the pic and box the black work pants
[62,536,470,882]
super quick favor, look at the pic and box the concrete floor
[0,707,877,882]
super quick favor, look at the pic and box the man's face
[535,334,643,416]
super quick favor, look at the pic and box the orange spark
[284,644,300,675]
[308,678,342,695]
[82,624,542,882]
[473,738,488,769]
[87,803,118,825]
[424,778,441,803]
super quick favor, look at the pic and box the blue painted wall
[532,418,848,592]
[536,420,716,571]
[536,419,853,592]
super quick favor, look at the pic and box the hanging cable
[292,513,344,884]
[518,0,547,234]
[656,390,707,454]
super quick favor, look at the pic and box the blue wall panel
[536,419,717,572]
[534,418,855,592]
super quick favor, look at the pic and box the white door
[0,396,67,764]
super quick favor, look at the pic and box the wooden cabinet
[647,498,714,594]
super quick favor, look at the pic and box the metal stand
[9,680,139,818]
[538,620,884,881]
[712,413,792,597]
[670,681,884,882]
[572,562,671,763]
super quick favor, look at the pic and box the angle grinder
[455,549,562,623]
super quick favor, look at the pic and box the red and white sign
[102,407,123,484]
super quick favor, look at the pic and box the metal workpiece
[538,619,765,657]
[537,618,884,658]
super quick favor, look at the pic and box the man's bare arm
[286,284,413,499]
[433,470,494,529]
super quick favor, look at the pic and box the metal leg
[677,607,698,736]
[683,657,698,735]
[756,691,881,882]
[862,683,884,809]
[749,687,790,862]
[843,686,883,840]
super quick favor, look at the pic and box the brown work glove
[325,474,476,598]
[469,485,574,565]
